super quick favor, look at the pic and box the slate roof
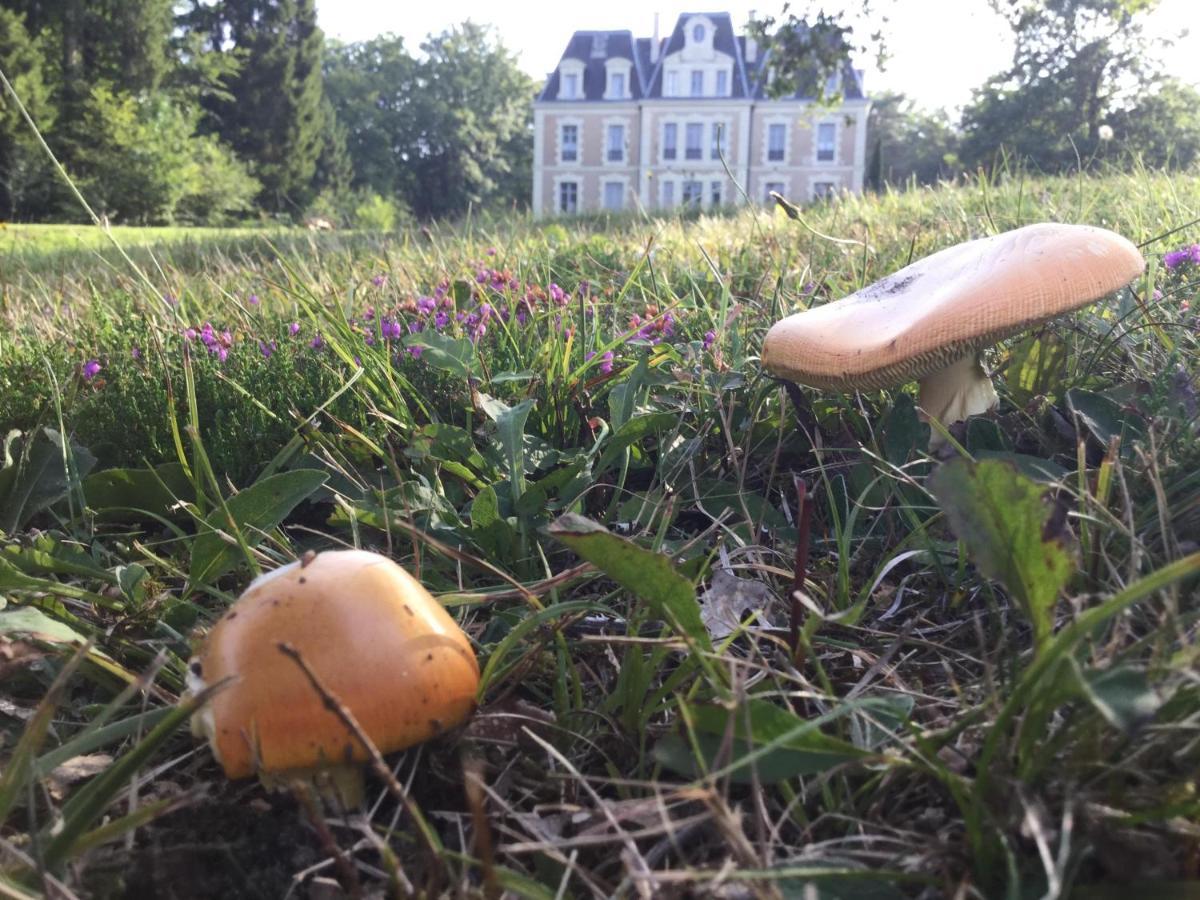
[537,12,868,104]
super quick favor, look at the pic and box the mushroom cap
[191,549,479,780]
[761,223,1145,390]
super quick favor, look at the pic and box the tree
[1104,77,1200,170]
[0,7,55,219]
[866,92,960,189]
[960,0,1162,172]
[404,22,535,219]
[186,0,329,214]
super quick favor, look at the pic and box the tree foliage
[866,92,961,189]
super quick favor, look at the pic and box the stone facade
[533,13,871,218]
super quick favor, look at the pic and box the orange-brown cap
[189,549,479,780]
[761,223,1145,390]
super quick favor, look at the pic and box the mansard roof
[536,13,868,104]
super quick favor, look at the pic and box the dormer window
[692,24,706,42]
[558,59,585,100]
[610,72,625,97]
[604,58,632,100]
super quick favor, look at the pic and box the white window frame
[603,119,627,165]
[808,175,841,200]
[558,60,585,100]
[684,122,704,161]
[814,118,839,164]
[761,116,790,166]
[766,122,787,163]
[556,117,583,166]
[604,58,633,100]
[601,177,630,211]
[715,69,728,97]
[555,178,580,215]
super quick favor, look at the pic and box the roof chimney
[651,13,660,62]
[745,10,758,63]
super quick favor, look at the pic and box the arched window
[692,24,706,43]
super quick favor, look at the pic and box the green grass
[2,164,1200,898]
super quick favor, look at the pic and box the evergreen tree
[188,0,328,214]
[0,7,54,219]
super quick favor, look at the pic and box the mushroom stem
[917,352,999,438]
[260,764,366,809]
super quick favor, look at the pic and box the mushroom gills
[917,351,999,440]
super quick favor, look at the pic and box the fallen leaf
[698,568,775,639]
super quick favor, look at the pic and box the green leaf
[187,469,328,590]
[882,394,927,466]
[0,428,97,533]
[403,331,480,380]
[479,395,535,502]
[1067,388,1145,450]
[0,606,90,645]
[82,462,194,522]
[595,412,678,474]
[1078,664,1161,731]
[471,484,517,561]
[928,459,1074,650]
[547,513,710,652]
[1005,332,1069,405]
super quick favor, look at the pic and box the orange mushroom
[186,549,479,805]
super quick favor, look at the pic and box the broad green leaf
[82,462,194,521]
[1067,387,1145,451]
[471,484,517,561]
[974,450,1068,483]
[928,459,1074,650]
[1078,664,1161,731]
[547,513,710,652]
[187,469,328,590]
[2,533,115,582]
[607,354,648,431]
[1005,332,1069,405]
[882,393,927,466]
[0,606,90,645]
[0,428,96,533]
[403,331,480,380]
[479,395,535,502]
[595,412,678,474]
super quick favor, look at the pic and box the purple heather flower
[408,320,424,334]
[434,311,450,330]
[289,322,301,336]
[586,350,614,375]
[548,283,567,306]
[259,340,276,359]
[1154,289,1164,301]
[362,306,375,321]
[183,327,197,342]
[1165,244,1200,269]
[372,274,387,287]
[131,347,142,360]
[703,330,717,350]
[310,334,325,350]
[382,319,403,340]
[417,296,436,314]
[248,294,260,306]
[407,345,424,359]
[82,359,102,380]
[216,346,229,363]
[486,247,497,256]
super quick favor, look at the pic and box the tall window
[661,181,675,207]
[562,73,579,99]
[559,182,578,214]
[710,123,726,160]
[607,124,625,162]
[764,181,785,204]
[609,72,625,98]
[690,70,704,97]
[767,123,786,162]
[816,123,836,162]
[604,181,624,210]
[813,181,836,200]
[710,181,722,206]
[663,123,677,160]
[666,72,678,96]
[685,123,703,160]
[715,70,728,96]
[682,180,703,209]
[561,124,578,163]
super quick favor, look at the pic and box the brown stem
[790,476,813,662]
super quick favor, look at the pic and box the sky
[314,0,1200,113]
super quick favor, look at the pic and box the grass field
[2,166,1200,898]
